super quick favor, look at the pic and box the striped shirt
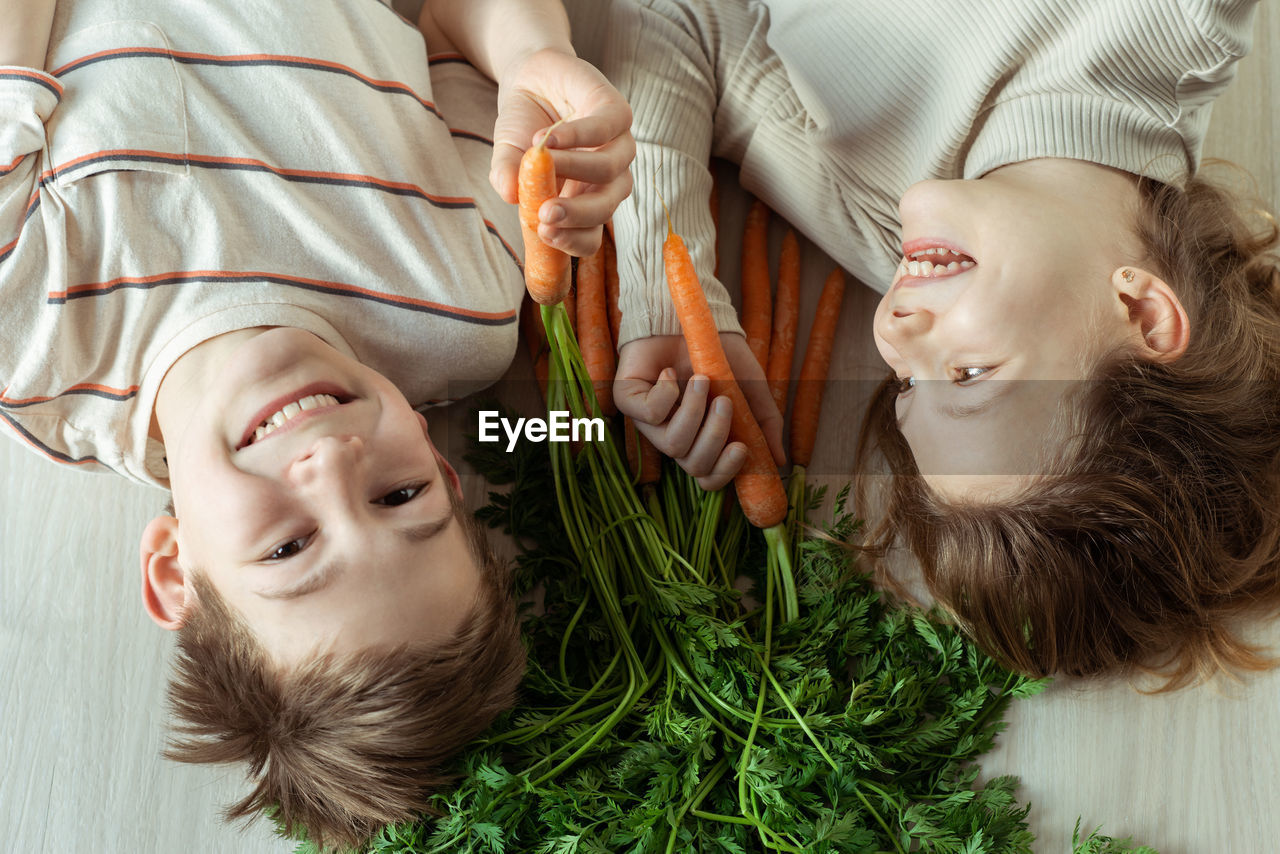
[1,0,523,487]
[576,0,1259,344]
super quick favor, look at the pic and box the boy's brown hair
[856,168,1280,689]
[162,489,525,852]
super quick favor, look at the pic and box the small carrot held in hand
[740,199,772,372]
[518,128,571,305]
[766,228,800,415]
[603,226,622,347]
[664,222,787,529]
[789,267,846,467]
[576,244,616,416]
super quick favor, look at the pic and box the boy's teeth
[251,393,340,444]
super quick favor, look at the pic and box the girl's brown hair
[163,496,525,852]
[855,169,1280,689]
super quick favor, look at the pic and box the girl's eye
[893,375,916,394]
[954,367,991,384]
[374,484,424,507]
[265,537,308,562]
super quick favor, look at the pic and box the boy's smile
[140,327,482,663]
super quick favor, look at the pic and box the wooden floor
[2,4,1276,851]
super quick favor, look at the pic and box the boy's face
[143,329,481,663]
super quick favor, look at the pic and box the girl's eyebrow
[939,380,1015,419]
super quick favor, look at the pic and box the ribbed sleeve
[601,0,744,344]
[591,0,1260,300]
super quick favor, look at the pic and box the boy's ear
[418,410,464,498]
[1113,267,1191,362]
[140,516,189,631]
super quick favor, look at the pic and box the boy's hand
[489,48,634,258]
[614,333,785,491]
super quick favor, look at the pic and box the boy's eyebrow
[258,561,343,600]
[399,509,454,544]
[256,510,453,600]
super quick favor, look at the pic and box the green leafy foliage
[283,305,1156,854]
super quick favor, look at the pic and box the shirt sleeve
[1,68,60,252]
[586,0,745,345]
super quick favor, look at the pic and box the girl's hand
[614,333,785,491]
[489,48,634,257]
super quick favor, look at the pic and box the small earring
[1121,268,1135,283]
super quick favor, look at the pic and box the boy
[1,0,632,846]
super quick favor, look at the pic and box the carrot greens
[283,302,1154,854]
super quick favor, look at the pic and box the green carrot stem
[665,758,731,854]
[764,524,799,623]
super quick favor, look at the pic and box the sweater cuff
[613,142,743,346]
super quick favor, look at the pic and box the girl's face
[872,163,1141,499]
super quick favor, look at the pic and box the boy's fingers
[540,173,633,228]
[695,443,748,492]
[537,104,634,151]
[489,143,523,205]
[544,139,637,187]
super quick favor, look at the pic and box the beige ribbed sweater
[571,0,1259,344]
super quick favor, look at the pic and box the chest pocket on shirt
[44,21,189,186]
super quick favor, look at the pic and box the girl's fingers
[675,394,734,478]
[694,443,748,493]
[659,376,712,459]
[615,368,679,425]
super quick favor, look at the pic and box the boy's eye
[265,537,308,561]
[374,484,424,507]
[954,367,991,384]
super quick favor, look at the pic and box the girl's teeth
[899,253,976,279]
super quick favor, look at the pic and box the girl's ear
[1114,267,1191,362]
[139,516,189,630]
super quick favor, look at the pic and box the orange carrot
[575,244,616,416]
[518,137,570,305]
[603,226,622,348]
[789,268,846,467]
[709,172,721,278]
[740,199,772,371]
[664,224,786,528]
[766,229,801,414]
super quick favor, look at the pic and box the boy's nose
[286,434,365,487]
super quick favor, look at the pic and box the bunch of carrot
[506,140,854,847]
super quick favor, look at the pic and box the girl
[541,0,1280,687]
